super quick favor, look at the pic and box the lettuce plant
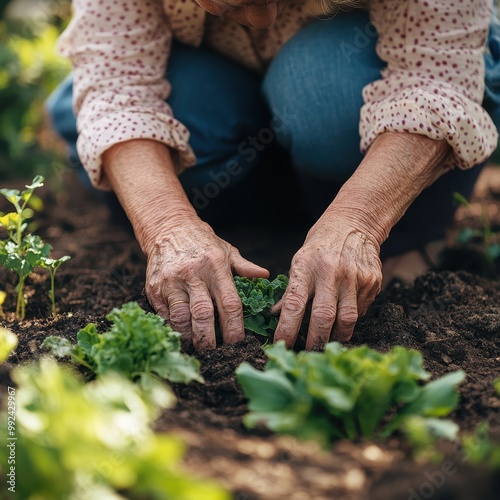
[0,175,70,318]
[0,357,228,500]
[42,302,203,391]
[233,274,288,336]
[236,341,465,447]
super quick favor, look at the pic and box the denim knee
[45,74,78,152]
[166,43,272,202]
[263,12,384,181]
[168,43,270,173]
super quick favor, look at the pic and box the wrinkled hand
[145,219,269,349]
[274,215,382,349]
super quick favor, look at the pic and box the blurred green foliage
[0,0,70,180]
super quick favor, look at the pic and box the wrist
[137,206,200,257]
[319,204,386,248]
[326,133,451,246]
[102,139,201,255]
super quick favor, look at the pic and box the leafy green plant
[400,415,460,462]
[453,192,500,265]
[459,381,500,469]
[0,327,17,362]
[462,423,500,469]
[42,302,203,391]
[0,357,228,500]
[236,341,465,447]
[233,274,288,336]
[0,175,70,318]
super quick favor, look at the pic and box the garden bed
[1,166,500,499]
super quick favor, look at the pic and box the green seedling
[0,175,45,318]
[460,381,500,469]
[40,256,71,317]
[234,274,288,336]
[237,341,465,449]
[453,192,500,265]
[462,422,500,469]
[0,176,70,319]
[42,302,203,391]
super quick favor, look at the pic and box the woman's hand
[274,214,382,349]
[102,139,269,349]
[274,132,451,349]
[144,218,269,349]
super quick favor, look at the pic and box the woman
[47,0,500,350]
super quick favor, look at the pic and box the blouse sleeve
[58,0,196,190]
[361,0,498,169]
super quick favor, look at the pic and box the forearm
[326,132,451,246]
[102,139,198,254]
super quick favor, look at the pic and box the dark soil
[1,166,500,499]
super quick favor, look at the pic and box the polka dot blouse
[58,0,499,189]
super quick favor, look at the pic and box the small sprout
[452,191,470,208]
[0,176,71,319]
[40,255,71,317]
[453,191,500,267]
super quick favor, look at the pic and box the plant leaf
[41,302,202,387]
[236,362,296,412]
[400,370,466,418]
[41,336,73,357]
[150,351,203,384]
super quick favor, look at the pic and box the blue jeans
[46,10,500,258]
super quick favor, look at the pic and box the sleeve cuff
[360,87,499,169]
[76,111,197,190]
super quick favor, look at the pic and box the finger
[357,249,382,317]
[146,272,170,321]
[331,282,358,342]
[356,277,381,318]
[210,272,245,345]
[148,293,170,321]
[306,288,338,350]
[270,298,282,315]
[274,276,311,348]
[164,288,192,344]
[230,247,270,279]
[189,282,216,350]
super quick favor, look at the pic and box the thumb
[230,247,270,279]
